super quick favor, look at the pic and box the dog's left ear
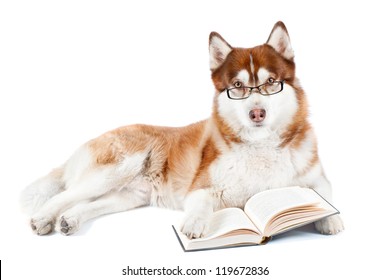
[266,21,294,60]
[209,32,233,71]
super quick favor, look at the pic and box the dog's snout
[249,108,266,123]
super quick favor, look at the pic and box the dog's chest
[209,141,296,209]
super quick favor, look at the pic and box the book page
[174,208,261,251]
[205,208,260,239]
[244,187,334,234]
[180,208,260,241]
[267,209,333,235]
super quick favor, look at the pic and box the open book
[173,186,339,251]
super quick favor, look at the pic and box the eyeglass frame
[225,80,285,100]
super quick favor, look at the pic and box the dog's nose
[249,108,266,123]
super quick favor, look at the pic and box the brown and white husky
[21,21,344,237]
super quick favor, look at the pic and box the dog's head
[210,22,307,142]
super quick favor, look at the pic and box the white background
[1,0,389,279]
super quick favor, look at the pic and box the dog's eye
[234,81,242,88]
[267,78,275,84]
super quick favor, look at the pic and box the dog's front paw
[181,214,210,239]
[315,214,344,235]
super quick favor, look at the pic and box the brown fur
[88,120,222,193]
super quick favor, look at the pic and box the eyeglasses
[226,80,284,100]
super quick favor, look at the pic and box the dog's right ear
[209,32,233,71]
[266,21,294,60]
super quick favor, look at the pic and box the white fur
[181,189,213,239]
[290,130,317,174]
[236,69,250,85]
[150,177,186,210]
[267,84,298,131]
[57,190,145,235]
[210,136,297,209]
[257,68,270,84]
[20,168,64,215]
[63,145,94,187]
[249,54,255,80]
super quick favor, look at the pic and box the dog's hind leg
[30,170,114,235]
[30,151,149,235]
[57,182,151,235]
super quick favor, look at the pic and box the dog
[20,21,344,237]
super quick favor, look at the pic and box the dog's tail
[20,167,65,215]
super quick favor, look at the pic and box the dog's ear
[266,21,294,60]
[209,32,233,71]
